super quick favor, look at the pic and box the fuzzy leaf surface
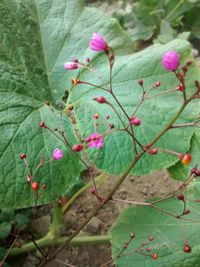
[0,0,134,208]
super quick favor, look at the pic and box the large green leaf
[0,0,134,208]
[111,181,200,267]
[70,40,200,176]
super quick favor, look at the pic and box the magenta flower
[86,133,103,149]
[89,33,108,52]
[64,62,78,70]
[162,50,180,71]
[52,148,63,160]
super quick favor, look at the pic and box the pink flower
[162,50,180,71]
[64,62,78,70]
[89,33,108,52]
[86,133,103,149]
[52,148,63,160]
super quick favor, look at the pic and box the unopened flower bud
[64,62,78,70]
[52,148,63,160]
[151,253,158,260]
[72,144,84,152]
[148,148,158,155]
[20,153,27,160]
[129,117,141,126]
[32,182,39,191]
[90,188,96,194]
[183,244,192,253]
[89,33,108,52]
[138,80,143,86]
[149,235,154,241]
[181,154,192,165]
[178,84,185,91]
[93,113,99,120]
[94,96,107,104]
[183,209,190,215]
[39,122,46,128]
[153,81,161,88]
[162,50,180,71]
[42,184,47,189]
[26,175,32,182]
[176,194,185,201]
[71,78,79,86]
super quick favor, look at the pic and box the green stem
[9,235,110,257]
[50,205,64,237]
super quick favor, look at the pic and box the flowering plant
[0,1,200,266]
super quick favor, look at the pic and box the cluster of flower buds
[191,166,200,176]
[20,148,64,192]
[64,33,109,73]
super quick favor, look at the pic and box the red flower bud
[151,253,158,260]
[152,81,161,88]
[181,154,192,165]
[93,113,99,120]
[129,117,141,126]
[20,153,27,160]
[177,194,185,201]
[178,84,185,91]
[183,244,192,253]
[32,182,39,191]
[148,148,158,155]
[138,80,143,86]
[183,209,190,215]
[39,122,46,128]
[149,236,154,241]
[72,144,84,152]
[94,96,107,104]
[90,188,96,194]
